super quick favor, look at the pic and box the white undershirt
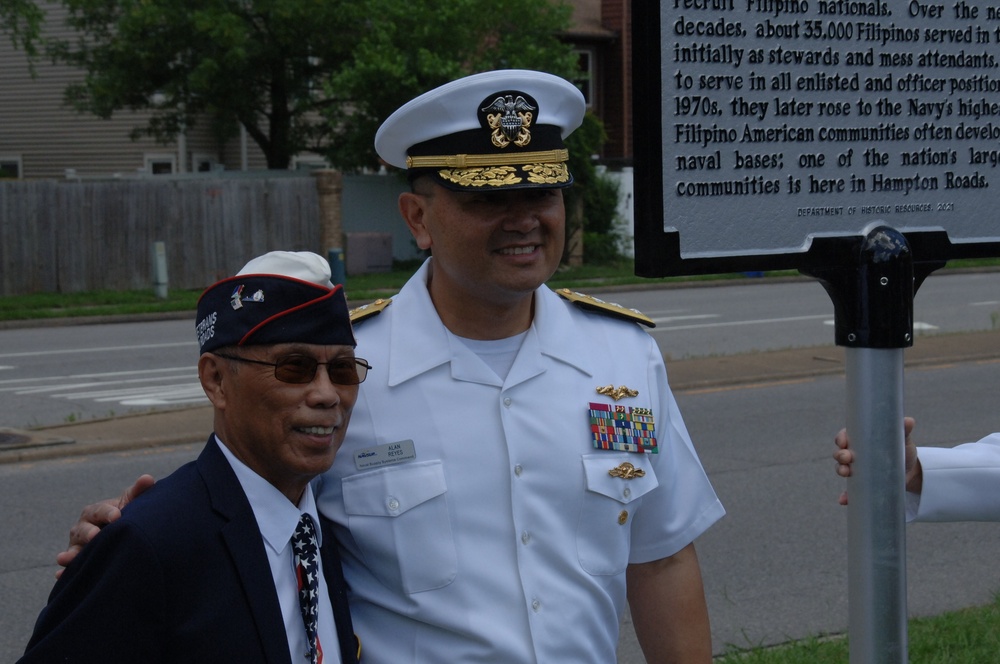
[216,437,341,664]
[452,330,528,380]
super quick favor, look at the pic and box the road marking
[649,314,719,324]
[650,314,830,332]
[680,378,815,395]
[0,367,192,388]
[53,383,202,400]
[0,366,204,408]
[822,320,939,330]
[21,381,205,407]
[0,341,195,359]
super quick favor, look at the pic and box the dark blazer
[19,436,359,663]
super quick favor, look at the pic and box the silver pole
[846,347,907,663]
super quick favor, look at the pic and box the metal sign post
[845,344,908,662]
[805,225,914,661]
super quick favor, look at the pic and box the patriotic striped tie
[292,514,322,664]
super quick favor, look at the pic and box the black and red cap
[195,251,355,354]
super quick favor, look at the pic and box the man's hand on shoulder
[55,474,156,578]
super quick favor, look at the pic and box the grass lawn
[714,594,1000,662]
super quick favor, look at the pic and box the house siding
[565,0,631,165]
[0,1,267,179]
[599,0,630,164]
[4,1,631,177]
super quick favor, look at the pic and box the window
[574,49,595,108]
[144,154,176,175]
[0,156,22,179]
[291,155,329,171]
[191,153,219,173]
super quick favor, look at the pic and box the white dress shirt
[217,437,341,663]
[319,258,725,663]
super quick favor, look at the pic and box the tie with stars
[293,513,322,664]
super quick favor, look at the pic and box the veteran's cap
[195,251,355,354]
[375,69,586,191]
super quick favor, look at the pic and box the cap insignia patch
[230,285,265,311]
[480,93,536,149]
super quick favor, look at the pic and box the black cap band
[196,274,355,354]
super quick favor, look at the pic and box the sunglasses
[214,353,371,385]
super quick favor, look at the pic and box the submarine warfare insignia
[588,403,657,454]
[596,384,639,401]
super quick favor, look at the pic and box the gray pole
[845,347,907,662]
[806,223,916,663]
[151,241,169,299]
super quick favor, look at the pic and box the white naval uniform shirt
[217,438,341,664]
[907,432,1000,522]
[317,258,725,663]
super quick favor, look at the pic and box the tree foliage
[564,113,625,264]
[49,0,366,168]
[46,0,576,170]
[0,0,45,57]
[320,0,576,170]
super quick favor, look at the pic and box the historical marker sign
[634,0,1000,276]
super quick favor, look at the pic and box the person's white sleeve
[911,432,1000,522]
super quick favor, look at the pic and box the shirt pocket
[341,460,457,594]
[577,453,660,576]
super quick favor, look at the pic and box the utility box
[346,232,393,275]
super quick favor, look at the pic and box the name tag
[354,440,417,470]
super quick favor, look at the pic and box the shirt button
[514,464,523,477]
[623,487,632,499]
[387,497,400,512]
[618,510,629,525]
[521,531,531,545]
[503,397,512,407]
[531,599,541,612]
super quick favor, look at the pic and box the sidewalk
[2,329,997,465]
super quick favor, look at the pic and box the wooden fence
[0,175,321,296]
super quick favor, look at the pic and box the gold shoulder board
[555,289,654,328]
[349,297,392,324]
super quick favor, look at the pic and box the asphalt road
[1,270,998,429]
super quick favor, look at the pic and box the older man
[24,252,363,663]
